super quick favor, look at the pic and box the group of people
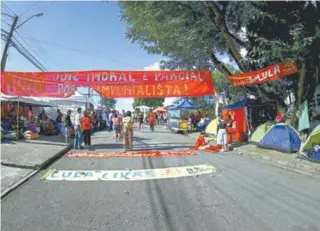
[216,114,234,151]
[72,108,134,151]
[138,111,158,132]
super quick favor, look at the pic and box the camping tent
[250,122,275,144]
[205,118,219,136]
[258,123,301,153]
[300,124,320,152]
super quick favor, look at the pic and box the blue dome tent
[258,123,301,153]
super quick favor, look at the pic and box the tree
[99,97,117,109]
[132,98,165,110]
[119,1,320,119]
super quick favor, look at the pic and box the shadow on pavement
[92,143,124,150]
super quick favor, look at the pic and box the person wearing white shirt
[108,111,114,131]
[74,108,84,149]
[102,110,108,130]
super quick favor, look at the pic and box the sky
[1,1,165,110]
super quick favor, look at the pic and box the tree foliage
[119,1,320,117]
[99,97,117,109]
[132,98,165,110]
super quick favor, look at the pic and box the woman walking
[122,111,133,152]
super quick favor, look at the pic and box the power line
[1,19,11,27]
[19,1,40,17]
[11,36,48,71]
[2,32,48,71]
[1,12,14,21]
[1,2,17,16]
[15,30,54,69]
[17,29,62,69]
[22,37,143,69]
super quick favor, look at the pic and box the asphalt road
[2,125,320,231]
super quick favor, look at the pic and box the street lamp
[15,13,43,30]
[1,12,43,71]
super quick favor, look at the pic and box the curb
[1,162,35,169]
[1,169,39,199]
[1,144,72,199]
[234,146,320,179]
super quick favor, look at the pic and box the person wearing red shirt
[80,111,92,147]
[149,112,156,132]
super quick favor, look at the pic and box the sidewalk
[1,135,71,197]
[235,144,320,178]
[188,132,320,178]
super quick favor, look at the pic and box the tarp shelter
[258,123,301,153]
[221,98,277,142]
[300,124,320,152]
[205,118,218,136]
[250,122,275,144]
[221,99,248,142]
[135,105,151,112]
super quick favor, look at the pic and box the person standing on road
[112,113,122,142]
[74,108,84,149]
[138,112,144,131]
[64,110,72,145]
[217,115,228,152]
[108,110,114,132]
[149,112,156,132]
[102,110,108,130]
[81,111,92,148]
[122,111,133,152]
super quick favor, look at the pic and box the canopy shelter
[135,105,151,112]
[167,98,200,132]
[1,95,57,140]
[0,96,56,107]
[168,97,199,110]
[153,107,166,113]
[167,98,199,119]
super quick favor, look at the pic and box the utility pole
[1,16,19,71]
[1,13,43,71]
